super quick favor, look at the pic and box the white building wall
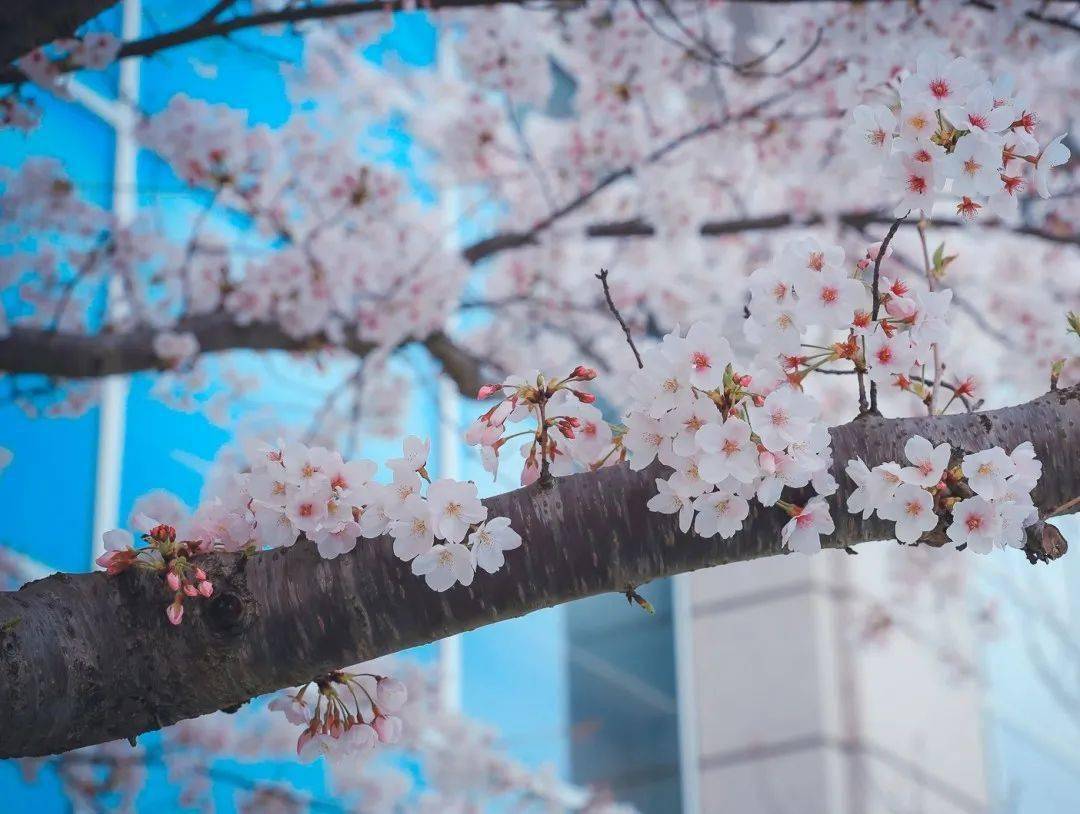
[687,545,989,814]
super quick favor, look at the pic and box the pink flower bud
[739,375,753,387]
[197,580,213,597]
[574,390,596,403]
[376,677,408,713]
[166,571,181,592]
[753,394,765,407]
[296,730,313,756]
[477,384,502,400]
[373,715,403,744]
[521,460,540,487]
[573,366,597,381]
[166,600,184,626]
[194,567,206,581]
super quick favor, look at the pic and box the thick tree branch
[1,386,1076,758]
[3,0,1073,85]
[0,0,118,67]
[0,314,486,397]
[0,0,541,85]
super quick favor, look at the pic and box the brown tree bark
[0,385,1076,758]
[0,0,118,66]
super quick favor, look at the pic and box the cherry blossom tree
[0,4,1078,808]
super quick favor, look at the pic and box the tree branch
[1,385,1076,758]
[582,211,1080,249]
[0,0,118,67]
[1,0,540,85]
[0,314,486,397]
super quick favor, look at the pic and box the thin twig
[915,218,941,415]
[818,368,979,412]
[595,268,643,369]
[868,214,908,414]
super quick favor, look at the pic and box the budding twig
[596,268,644,370]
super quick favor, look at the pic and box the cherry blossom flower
[622,411,672,471]
[846,104,896,163]
[411,543,475,592]
[845,458,874,520]
[692,490,749,539]
[755,451,811,507]
[883,150,936,215]
[961,447,1015,500]
[152,331,200,368]
[662,322,732,390]
[865,325,916,386]
[902,51,979,111]
[864,462,905,511]
[388,436,431,478]
[749,389,816,453]
[797,268,864,330]
[469,517,522,574]
[953,83,1016,133]
[1008,441,1042,491]
[647,478,695,533]
[879,483,938,543]
[1034,133,1071,199]
[426,479,487,544]
[946,496,1001,553]
[944,132,1004,198]
[664,397,721,457]
[781,498,834,555]
[900,435,951,488]
[389,495,435,561]
[633,349,694,418]
[779,236,845,275]
[696,418,759,484]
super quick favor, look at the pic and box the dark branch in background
[583,211,1080,249]
[0,315,486,397]
[0,0,551,85]
[3,0,1075,86]
[0,385,1076,758]
[0,0,117,66]
[0,86,828,386]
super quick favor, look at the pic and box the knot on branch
[1024,521,1068,565]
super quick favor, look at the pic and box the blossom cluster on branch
[1,3,1077,434]
[847,51,1070,220]
[847,438,1043,553]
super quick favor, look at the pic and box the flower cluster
[96,519,214,625]
[746,234,959,406]
[467,366,614,485]
[268,670,407,763]
[14,34,122,98]
[846,438,1041,553]
[152,331,200,369]
[102,435,522,597]
[847,51,1071,219]
[625,321,838,554]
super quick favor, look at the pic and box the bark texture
[1,385,1077,758]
